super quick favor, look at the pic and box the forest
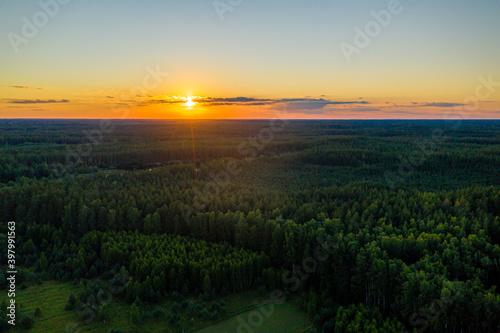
[0,119,499,332]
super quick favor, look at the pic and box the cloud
[147,96,370,109]
[420,102,466,108]
[138,95,373,114]
[325,107,381,114]
[177,97,275,105]
[388,110,429,115]
[387,102,468,109]
[398,102,467,108]
[283,99,372,114]
[206,97,273,103]
[285,99,334,111]
[12,85,48,91]
[5,99,70,104]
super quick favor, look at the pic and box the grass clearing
[195,302,313,333]
[1,280,311,333]
[1,280,81,332]
[0,280,135,333]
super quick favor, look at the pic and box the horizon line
[1,118,500,121]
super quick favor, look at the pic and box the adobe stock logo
[7,0,72,54]
[340,0,405,63]
[213,0,243,21]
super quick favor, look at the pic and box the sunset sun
[185,96,196,107]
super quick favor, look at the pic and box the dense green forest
[1,120,499,332]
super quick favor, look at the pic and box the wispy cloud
[387,110,429,115]
[199,97,274,106]
[12,85,49,91]
[419,102,467,108]
[395,102,468,108]
[146,96,371,111]
[5,99,70,104]
[147,96,273,106]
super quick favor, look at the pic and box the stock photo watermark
[64,268,130,333]
[50,65,169,177]
[6,221,17,326]
[7,0,73,54]
[385,74,499,189]
[213,0,243,21]
[407,294,455,333]
[340,0,406,64]
[180,106,291,223]
[234,236,338,332]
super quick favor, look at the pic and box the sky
[1,0,499,119]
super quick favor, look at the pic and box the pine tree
[128,303,140,327]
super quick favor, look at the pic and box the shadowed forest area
[1,120,499,332]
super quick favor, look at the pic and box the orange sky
[1,1,499,119]
[2,88,499,119]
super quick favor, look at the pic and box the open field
[195,302,313,333]
[0,280,81,332]
[0,279,312,333]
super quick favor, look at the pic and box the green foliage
[107,329,124,333]
[128,303,141,327]
[19,314,35,329]
[97,303,110,321]
[1,120,500,332]
[200,307,210,320]
[203,275,212,296]
[0,301,9,331]
[65,293,77,311]
[39,251,48,271]
[330,304,404,332]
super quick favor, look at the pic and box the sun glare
[185,97,196,107]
